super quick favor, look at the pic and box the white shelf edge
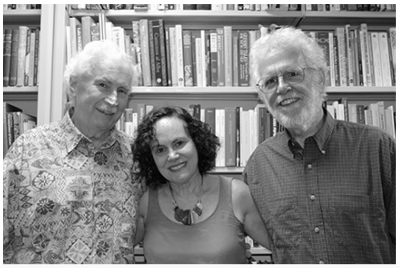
[3,87,39,93]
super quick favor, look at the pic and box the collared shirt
[243,109,395,264]
[3,109,141,264]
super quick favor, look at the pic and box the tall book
[164,26,172,86]
[215,108,225,167]
[205,31,211,86]
[388,27,396,84]
[238,30,250,86]
[232,32,238,87]
[216,28,225,86]
[27,29,36,86]
[132,21,143,86]
[384,105,395,138]
[204,107,216,134]
[149,19,167,86]
[16,26,29,87]
[139,19,152,86]
[344,25,354,86]
[225,107,237,167]
[175,24,185,87]
[69,17,81,58]
[335,27,347,86]
[200,30,207,87]
[81,16,96,48]
[359,23,373,86]
[23,29,31,86]
[209,30,218,86]
[378,32,393,86]
[3,102,22,155]
[356,105,366,124]
[3,29,12,86]
[182,30,193,86]
[354,30,364,86]
[315,31,332,86]
[195,36,203,87]
[235,106,241,167]
[191,30,200,86]
[169,27,178,86]
[370,32,383,86]
[223,26,233,87]
[9,29,19,86]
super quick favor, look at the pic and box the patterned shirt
[3,109,141,264]
[243,109,395,264]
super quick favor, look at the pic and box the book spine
[33,29,39,86]
[225,107,236,167]
[175,24,185,87]
[182,30,193,86]
[132,21,143,86]
[328,32,335,86]
[205,31,211,86]
[238,30,250,86]
[335,27,347,86]
[388,27,396,85]
[158,20,168,86]
[232,32,238,87]
[169,27,178,86]
[148,20,160,86]
[81,16,94,48]
[16,26,28,87]
[333,35,340,86]
[378,32,392,86]
[216,28,225,86]
[370,32,383,86]
[210,30,218,87]
[235,106,240,167]
[204,107,216,134]
[356,105,366,124]
[24,29,31,86]
[90,24,100,41]
[3,29,12,86]
[28,30,35,86]
[224,26,232,86]
[195,37,203,87]
[9,29,19,86]
[344,25,354,86]
[200,30,207,87]
[360,23,373,86]
[139,19,152,86]
[191,31,199,86]
[367,32,375,86]
[164,26,172,86]
[316,31,331,86]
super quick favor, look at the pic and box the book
[69,17,81,58]
[224,107,236,167]
[344,25,354,86]
[131,21,143,86]
[348,103,358,123]
[148,19,166,86]
[81,16,96,48]
[200,30,207,87]
[3,29,12,86]
[169,27,178,86]
[224,26,233,87]
[195,36,203,87]
[23,29,31,86]
[335,27,347,86]
[124,108,134,136]
[9,29,19,86]
[90,23,101,41]
[216,28,225,86]
[3,102,22,155]
[205,31,211,86]
[235,107,241,167]
[232,32,238,87]
[19,111,37,134]
[388,27,396,84]
[384,105,395,138]
[191,30,199,86]
[204,107,216,134]
[175,24,185,87]
[33,28,39,86]
[238,30,250,86]
[182,30,193,86]
[356,105,366,125]
[370,32,383,86]
[338,97,349,122]
[164,26,172,86]
[376,101,386,131]
[315,31,332,86]
[139,19,152,86]
[16,26,29,87]
[215,108,225,167]
[27,29,36,86]
[359,23,373,86]
[378,32,392,86]
[209,30,218,86]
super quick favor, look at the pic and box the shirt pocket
[267,196,302,249]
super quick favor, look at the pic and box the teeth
[280,98,296,106]
[170,163,185,171]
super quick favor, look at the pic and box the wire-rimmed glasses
[256,66,307,93]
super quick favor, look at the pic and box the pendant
[193,201,203,216]
[174,207,192,225]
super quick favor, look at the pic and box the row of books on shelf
[305,4,395,12]
[66,16,396,88]
[70,4,301,11]
[326,98,395,138]
[3,26,40,87]
[117,100,395,168]
[3,102,37,156]
[308,24,396,87]
[3,4,41,10]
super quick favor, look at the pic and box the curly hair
[132,106,220,190]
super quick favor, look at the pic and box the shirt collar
[60,107,119,154]
[285,108,334,157]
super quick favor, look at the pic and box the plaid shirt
[243,109,395,264]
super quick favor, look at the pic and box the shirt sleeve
[3,136,26,262]
[385,137,396,262]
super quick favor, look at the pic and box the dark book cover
[3,29,12,86]
[238,30,249,86]
[183,4,197,10]
[209,30,218,87]
[205,107,216,134]
[182,30,193,86]
[9,29,19,86]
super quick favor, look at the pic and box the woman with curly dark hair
[132,106,271,264]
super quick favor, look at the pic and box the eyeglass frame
[255,66,315,93]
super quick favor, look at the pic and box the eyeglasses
[256,66,308,93]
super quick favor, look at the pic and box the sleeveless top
[143,175,247,264]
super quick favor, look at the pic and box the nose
[105,90,118,106]
[275,76,291,94]
[167,150,179,161]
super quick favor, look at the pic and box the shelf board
[130,86,395,95]
[3,10,41,25]
[3,87,39,93]
[210,167,244,174]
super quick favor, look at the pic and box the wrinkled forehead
[258,48,305,76]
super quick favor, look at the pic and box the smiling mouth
[97,108,115,115]
[169,162,186,171]
[279,98,299,106]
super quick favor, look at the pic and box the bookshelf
[3,5,59,126]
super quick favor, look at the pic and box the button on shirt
[243,109,395,264]
[3,110,141,264]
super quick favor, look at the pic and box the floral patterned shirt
[3,110,141,264]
